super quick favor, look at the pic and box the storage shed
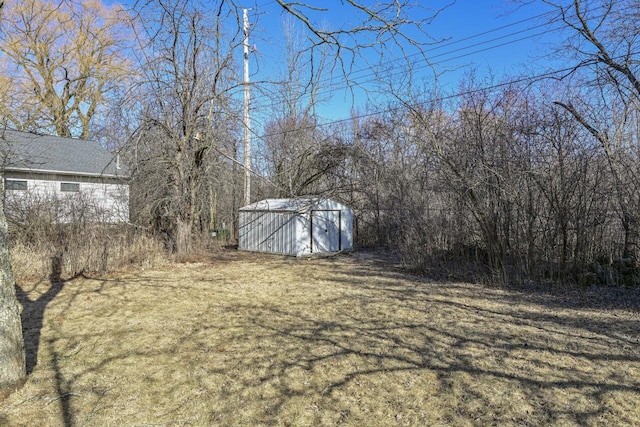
[238,197,353,256]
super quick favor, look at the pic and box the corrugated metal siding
[238,211,298,256]
[296,214,311,256]
[311,210,341,253]
[239,198,354,256]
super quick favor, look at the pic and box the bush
[6,194,167,280]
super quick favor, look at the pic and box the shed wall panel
[341,208,354,251]
[296,214,311,256]
[311,210,341,253]
[239,198,353,257]
[238,211,299,256]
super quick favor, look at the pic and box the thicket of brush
[343,85,640,288]
[6,195,167,281]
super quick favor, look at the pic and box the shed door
[311,210,341,253]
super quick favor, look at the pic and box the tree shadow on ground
[223,259,640,424]
[14,253,84,427]
[16,253,64,374]
[3,249,639,426]
[340,249,640,312]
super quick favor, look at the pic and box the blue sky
[102,0,570,131]
[244,0,565,125]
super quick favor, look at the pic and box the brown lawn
[1,250,640,426]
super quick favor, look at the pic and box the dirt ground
[1,249,639,426]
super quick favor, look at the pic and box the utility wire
[245,2,609,110]
[225,2,615,146]
[247,22,567,113]
[239,31,601,148]
[254,51,638,140]
[245,18,588,129]
[258,0,562,86]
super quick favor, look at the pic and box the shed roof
[240,197,347,213]
[1,129,126,178]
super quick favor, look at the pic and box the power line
[245,39,577,141]
[227,2,616,145]
[245,2,609,110]
[245,20,576,124]
[247,22,566,113]
[259,0,561,88]
[255,52,638,140]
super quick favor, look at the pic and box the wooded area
[0,0,637,284]
[1,0,639,403]
[0,0,637,282]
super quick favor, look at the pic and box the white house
[238,197,353,256]
[1,129,129,223]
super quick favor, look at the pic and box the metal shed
[238,197,353,256]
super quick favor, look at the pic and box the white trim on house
[5,166,123,179]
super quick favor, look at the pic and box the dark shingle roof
[1,129,127,178]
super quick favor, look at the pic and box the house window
[5,179,28,191]
[60,182,80,192]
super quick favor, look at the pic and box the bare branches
[544,0,640,264]
[553,101,607,147]
[273,0,451,87]
[125,0,242,253]
[0,0,133,138]
[567,0,640,97]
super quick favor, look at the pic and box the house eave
[3,167,129,180]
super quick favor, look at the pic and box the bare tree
[0,179,25,399]
[0,1,26,400]
[0,144,26,398]
[126,0,241,254]
[0,0,133,138]
[122,0,450,251]
[259,20,345,197]
[543,0,640,270]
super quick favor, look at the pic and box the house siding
[3,171,129,223]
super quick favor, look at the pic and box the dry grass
[1,250,640,426]
[9,225,167,281]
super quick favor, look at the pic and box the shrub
[6,193,167,280]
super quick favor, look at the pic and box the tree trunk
[622,210,639,265]
[0,175,26,398]
[176,218,192,255]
